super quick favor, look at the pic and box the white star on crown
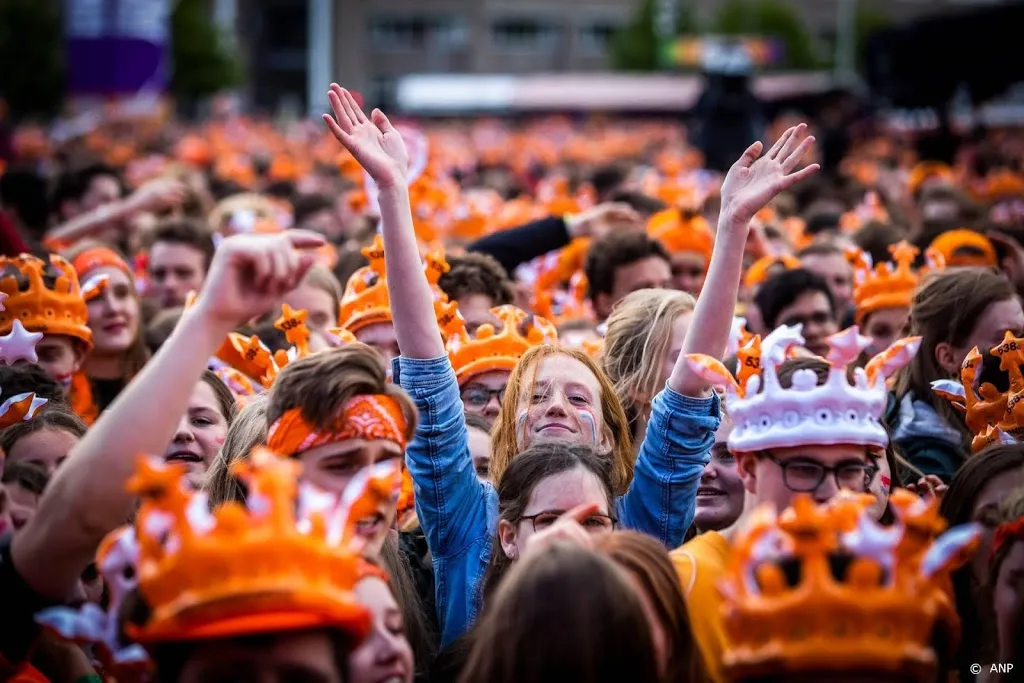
[0,319,44,366]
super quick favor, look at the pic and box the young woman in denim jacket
[324,86,819,644]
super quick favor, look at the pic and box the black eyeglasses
[519,512,618,533]
[461,386,505,408]
[764,452,877,493]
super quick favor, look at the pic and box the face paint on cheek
[880,474,891,497]
[577,409,598,444]
[53,372,73,390]
[516,410,528,442]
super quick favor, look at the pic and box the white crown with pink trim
[687,325,920,453]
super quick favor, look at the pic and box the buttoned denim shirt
[395,355,719,646]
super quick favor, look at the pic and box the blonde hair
[603,289,695,416]
[204,394,269,508]
[303,265,344,314]
[489,345,633,495]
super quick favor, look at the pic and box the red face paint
[881,475,891,489]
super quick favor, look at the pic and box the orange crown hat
[0,392,47,428]
[743,254,801,289]
[0,254,93,350]
[927,229,997,268]
[648,208,715,260]
[981,169,1024,203]
[338,235,450,334]
[126,451,371,644]
[932,331,1024,452]
[850,241,942,326]
[446,305,559,386]
[532,272,594,327]
[720,493,979,682]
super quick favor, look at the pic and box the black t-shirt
[0,532,55,666]
[92,377,126,412]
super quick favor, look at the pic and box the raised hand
[565,202,643,240]
[720,123,819,231]
[323,83,409,190]
[193,230,325,327]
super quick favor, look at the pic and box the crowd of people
[0,84,1022,683]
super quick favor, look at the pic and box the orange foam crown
[721,492,978,682]
[0,254,92,349]
[338,235,450,334]
[932,331,1024,452]
[446,305,558,385]
[851,241,933,325]
[127,451,371,644]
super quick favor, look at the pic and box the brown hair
[266,344,417,439]
[892,268,1017,448]
[594,531,708,683]
[603,288,695,417]
[489,345,633,495]
[63,239,151,382]
[584,232,670,300]
[199,370,238,426]
[145,217,216,269]
[438,252,514,306]
[990,487,1024,587]
[481,442,615,602]
[852,221,908,265]
[939,442,1024,680]
[462,543,659,683]
[378,536,438,679]
[144,307,183,353]
[204,394,269,508]
[302,265,343,317]
[0,407,87,456]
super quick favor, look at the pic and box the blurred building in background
[236,0,1003,114]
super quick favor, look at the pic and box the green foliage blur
[0,0,65,118]
[171,0,244,102]
[611,0,892,73]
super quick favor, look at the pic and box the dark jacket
[885,392,966,483]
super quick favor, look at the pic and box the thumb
[285,229,327,250]
[561,503,600,524]
[372,109,397,134]
[736,141,763,169]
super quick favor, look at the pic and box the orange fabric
[69,370,99,426]
[671,531,731,683]
[70,246,131,279]
[992,516,1024,562]
[267,395,409,456]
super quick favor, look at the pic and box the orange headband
[267,395,410,456]
[71,247,131,279]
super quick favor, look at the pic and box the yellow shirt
[671,530,732,683]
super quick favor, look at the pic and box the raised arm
[12,230,324,600]
[669,124,819,398]
[324,84,444,360]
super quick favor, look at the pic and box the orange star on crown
[446,305,558,385]
[275,304,310,356]
[851,241,939,326]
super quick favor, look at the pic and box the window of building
[491,19,561,51]
[370,16,467,52]
[579,22,618,55]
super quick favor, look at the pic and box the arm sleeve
[467,216,571,276]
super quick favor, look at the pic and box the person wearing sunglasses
[671,323,918,683]
[755,268,838,357]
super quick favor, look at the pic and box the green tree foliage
[0,0,64,118]
[712,0,821,69]
[172,0,243,101]
[611,0,698,71]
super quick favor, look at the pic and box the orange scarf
[69,371,99,426]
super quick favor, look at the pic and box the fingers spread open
[736,141,763,169]
[776,123,808,161]
[766,126,795,159]
[372,108,396,134]
[781,135,815,173]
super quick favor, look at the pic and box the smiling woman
[163,370,237,488]
[64,241,150,420]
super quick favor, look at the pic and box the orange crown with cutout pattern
[126,451,371,644]
[850,241,942,325]
[721,493,978,682]
[932,331,1024,452]
[338,235,450,334]
[0,254,92,349]
[446,306,558,385]
[743,254,801,289]
[648,208,714,259]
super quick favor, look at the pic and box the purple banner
[64,0,169,96]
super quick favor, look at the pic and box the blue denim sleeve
[617,387,719,548]
[394,356,492,556]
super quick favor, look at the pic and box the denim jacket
[395,355,719,646]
